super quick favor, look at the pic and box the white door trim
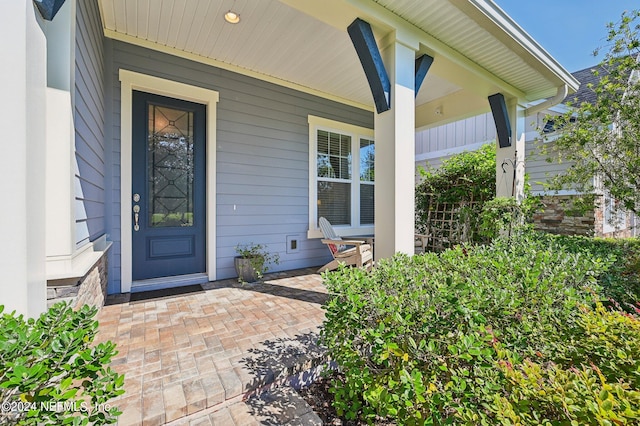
[119,69,219,293]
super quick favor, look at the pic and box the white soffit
[373,0,579,99]
[98,0,577,113]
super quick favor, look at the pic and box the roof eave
[459,0,580,95]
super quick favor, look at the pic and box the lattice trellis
[417,194,483,252]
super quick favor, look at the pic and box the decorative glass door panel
[148,105,195,228]
[132,91,206,281]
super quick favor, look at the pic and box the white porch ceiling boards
[100,0,375,109]
[98,0,579,128]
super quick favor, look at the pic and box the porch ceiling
[98,0,579,128]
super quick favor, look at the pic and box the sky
[495,1,639,72]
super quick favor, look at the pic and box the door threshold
[131,273,209,293]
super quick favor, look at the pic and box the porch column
[496,101,525,200]
[374,38,416,260]
[0,2,48,316]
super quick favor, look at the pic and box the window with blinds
[317,130,352,225]
[312,123,374,229]
[359,138,374,225]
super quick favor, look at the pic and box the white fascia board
[466,0,580,93]
[346,0,578,98]
[281,0,525,99]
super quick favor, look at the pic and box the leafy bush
[321,232,640,425]
[0,302,124,425]
[534,234,640,310]
[416,144,496,205]
[478,196,544,240]
[416,144,543,246]
[477,197,524,240]
[415,145,496,244]
[494,303,640,425]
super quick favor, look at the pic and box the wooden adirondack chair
[414,233,431,254]
[318,217,373,272]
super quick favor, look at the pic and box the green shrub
[533,234,640,310]
[0,302,124,425]
[416,144,496,206]
[478,196,544,240]
[415,144,496,244]
[416,145,543,246]
[321,232,639,425]
[493,303,640,425]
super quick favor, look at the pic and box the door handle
[133,204,140,231]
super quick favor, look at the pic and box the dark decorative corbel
[33,0,67,21]
[414,54,434,98]
[347,18,391,113]
[488,93,512,148]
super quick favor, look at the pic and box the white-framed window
[603,193,627,234]
[308,116,374,238]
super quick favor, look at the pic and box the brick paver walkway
[95,268,328,425]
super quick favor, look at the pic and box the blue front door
[132,91,206,281]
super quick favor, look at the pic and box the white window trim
[603,193,627,234]
[307,115,374,239]
[119,70,219,293]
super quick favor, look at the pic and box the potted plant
[234,243,280,283]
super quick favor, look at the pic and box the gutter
[524,84,569,116]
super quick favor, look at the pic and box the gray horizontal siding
[105,40,373,292]
[74,0,105,248]
[525,139,575,193]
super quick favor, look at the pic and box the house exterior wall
[415,113,496,173]
[414,110,640,237]
[74,0,105,248]
[532,195,596,236]
[522,111,576,194]
[104,40,373,293]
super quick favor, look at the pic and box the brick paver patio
[94,268,328,425]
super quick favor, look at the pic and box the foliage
[321,231,640,425]
[540,9,640,216]
[234,243,280,283]
[415,144,496,243]
[0,302,124,425]
[478,196,543,240]
[537,234,640,311]
[495,357,640,425]
[416,144,545,247]
[478,197,526,239]
[416,143,496,205]
[494,303,640,425]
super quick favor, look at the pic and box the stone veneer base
[47,252,108,309]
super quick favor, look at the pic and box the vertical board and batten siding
[415,113,496,176]
[415,113,496,156]
[415,110,572,192]
[74,0,105,248]
[105,40,373,292]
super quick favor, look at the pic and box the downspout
[524,84,568,116]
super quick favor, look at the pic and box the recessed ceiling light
[224,11,240,24]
